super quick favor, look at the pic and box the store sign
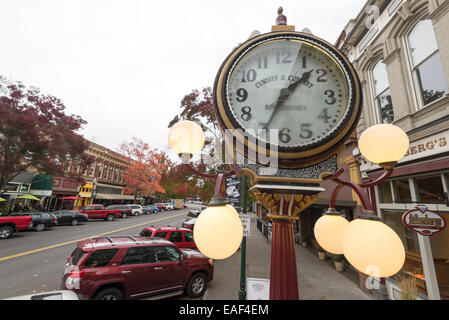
[402,205,446,236]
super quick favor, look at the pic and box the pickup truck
[76,204,121,221]
[0,215,33,239]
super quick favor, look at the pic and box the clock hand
[262,69,314,130]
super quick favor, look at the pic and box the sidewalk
[203,213,373,300]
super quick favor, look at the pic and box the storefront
[364,129,449,299]
[29,174,53,210]
[47,176,80,211]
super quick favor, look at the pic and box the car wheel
[94,287,124,300]
[121,213,127,218]
[106,214,114,221]
[0,226,14,239]
[35,223,46,232]
[185,272,208,298]
[71,219,79,226]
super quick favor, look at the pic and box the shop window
[372,60,394,123]
[383,211,420,253]
[378,181,393,203]
[392,179,412,203]
[415,175,446,204]
[408,19,448,107]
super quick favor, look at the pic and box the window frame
[405,17,447,109]
[371,59,394,124]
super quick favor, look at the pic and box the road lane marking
[0,212,187,262]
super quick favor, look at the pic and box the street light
[314,124,409,278]
[314,208,348,254]
[358,123,409,169]
[168,120,243,260]
[168,120,205,158]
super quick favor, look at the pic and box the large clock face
[227,39,349,148]
[214,32,361,165]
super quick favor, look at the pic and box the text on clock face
[227,39,349,148]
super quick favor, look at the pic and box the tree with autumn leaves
[119,138,166,202]
[0,76,92,196]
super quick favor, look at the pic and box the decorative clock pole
[211,8,362,299]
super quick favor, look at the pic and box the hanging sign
[225,175,242,212]
[402,205,446,236]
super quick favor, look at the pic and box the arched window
[407,19,448,106]
[372,60,394,123]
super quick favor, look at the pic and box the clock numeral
[324,90,337,105]
[316,69,328,82]
[302,56,307,69]
[318,108,331,123]
[236,88,248,102]
[241,106,252,121]
[276,51,293,64]
[279,128,291,143]
[241,69,257,83]
[257,56,268,69]
[300,124,313,139]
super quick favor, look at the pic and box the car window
[139,229,152,237]
[121,246,155,265]
[154,232,168,238]
[184,231,194,242]
[84,249,118,268]
[63,212,73,217]
[154,246,181,262]
[107,206,116,209]
[94,206,102,210]
[169,231,183,243]
[84,206,92,211]
[42,213,51,219]
[70,247,86,265]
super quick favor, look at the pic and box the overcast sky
[0,0,363,156]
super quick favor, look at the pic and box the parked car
[4,290,79,300]
[182,218,196,230]
[11,212,57,231]
[53,210,88,226]
[61,236,214,300]
[139,226,196,249]
[154,203,167,211]
[186,209,201,221]
[76,204,121,221]
[105,205,133,218]
[142,205,159,214]
[0,215,33,239]
[128,204,144,216]
[164,203,174,211]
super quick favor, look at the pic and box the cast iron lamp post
[314,123,410,278]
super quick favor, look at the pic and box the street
[0,205,200,300]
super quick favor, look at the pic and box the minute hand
[263,69,314,130]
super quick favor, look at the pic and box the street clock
[214,31,362,168]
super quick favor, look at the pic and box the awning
[16,194,41,201]
[95,194,135,200]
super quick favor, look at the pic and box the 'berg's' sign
[402,205,446,236]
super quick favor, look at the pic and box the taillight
[69,270,85,278]
[208,259,214,266]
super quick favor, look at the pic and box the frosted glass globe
[358,124,409,164]
[314,214,349,254]
[193,204,243,260]
[168,120,205,156]
[342,219,405,277]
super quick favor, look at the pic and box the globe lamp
[314,208,349,254]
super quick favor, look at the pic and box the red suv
[139,226,196,249]
[61,236,213,300]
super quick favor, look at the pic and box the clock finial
[276,6,287,25]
